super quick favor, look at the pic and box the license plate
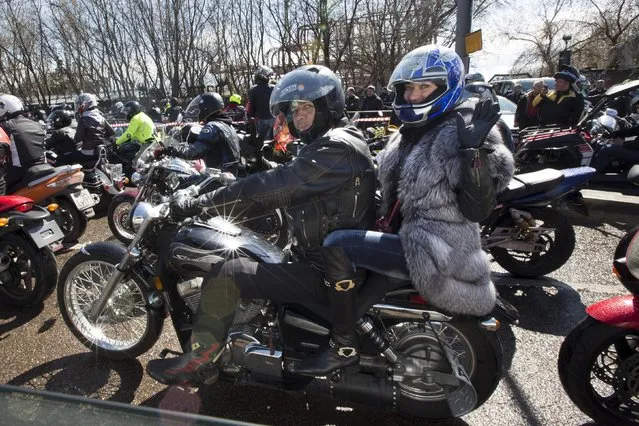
[105,164,123,180]
[71,189,96,211]
[27,219,65,249]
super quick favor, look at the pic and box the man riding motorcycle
[73,93,114,162]
[146,65,377,386]
[0,94,47,193]
[159,93,241,174]
[115,101,157,168]
[45,109,80,163]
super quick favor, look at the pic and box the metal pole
[455,0,473,71]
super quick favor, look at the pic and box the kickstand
[158,348,184,359]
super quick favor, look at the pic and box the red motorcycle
[559,225,639,425]
[0,195,64,306]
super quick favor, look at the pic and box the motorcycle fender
[95,169,120,195]
[79,241,128,259]
[586,295,639,329]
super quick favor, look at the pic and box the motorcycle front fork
[87,219,151,321]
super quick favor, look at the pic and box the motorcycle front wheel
[57,246,163,359]
[107,193,136,244]
[0,233,57,306]
[559,316,639,426]
[489,207,575,277]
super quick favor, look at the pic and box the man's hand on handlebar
[170,194,201,219]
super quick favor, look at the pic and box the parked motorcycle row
[4,82,639,424]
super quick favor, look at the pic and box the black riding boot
[291,247,362,376]
[146,336,222,386]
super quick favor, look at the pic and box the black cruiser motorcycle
[57,170,504,420]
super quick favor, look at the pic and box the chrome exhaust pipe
[368,303,453,322]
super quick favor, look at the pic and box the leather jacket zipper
[352,176,360,218]
[301,209,310,246]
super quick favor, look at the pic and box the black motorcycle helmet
[47,109,74,129]
[270,65,345,142]
[124,101,142,121]
[185,93,224,122]
[254,65,274,84]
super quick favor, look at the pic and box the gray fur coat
[377,113,515,316]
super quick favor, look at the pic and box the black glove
[456,99,501,148]
[171,195,201,219]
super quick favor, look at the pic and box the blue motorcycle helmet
[388,45,465,126]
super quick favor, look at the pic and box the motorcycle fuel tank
[168,216,287,277]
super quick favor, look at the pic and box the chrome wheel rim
[63,261,148,352]
[113,202,135,241]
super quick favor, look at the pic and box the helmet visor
[391,77,449,109]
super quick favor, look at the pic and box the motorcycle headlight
[131,202,154,231]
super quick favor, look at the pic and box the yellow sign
[465,30,483,54]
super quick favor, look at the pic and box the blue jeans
[323,230,409,280]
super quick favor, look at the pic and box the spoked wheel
[559,317,639,426]
[384,319,501,419]
[0,234,56,306]
[107,194,136,244]
[489,207,575,277]
[57,248,162,359]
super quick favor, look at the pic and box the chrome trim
[369,304,453,322]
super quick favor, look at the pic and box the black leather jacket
[75,109,114,155]
[1,115,45,169]
[247,82,274,120]
[197,125,376,266]
[46,126,80,155]
[166,118,241,173]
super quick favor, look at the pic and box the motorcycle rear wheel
[55,198,88,244]
[390,319,502,418]
[489,207,575,277]
[559,316,639,426]
[0,233,57,306]
[57,247,163,359]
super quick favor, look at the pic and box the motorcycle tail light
[613,264,621,279]
[577,143,593,153]
[15,202,33,212]
[409,294,428,305]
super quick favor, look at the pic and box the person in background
[224,94,247,124]
[515,80,544,129]
[536,67,584,127]
[45,109,79,162]
[360,85,384,113]
[345,87,360,114]
[507,84,524,105]
[166,97,184,123]
[147,99,163,122]
[73,93,114,162]
[247,65,276,140]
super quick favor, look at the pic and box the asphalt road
[0,186,638,426]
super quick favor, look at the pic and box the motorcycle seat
[498,168,565,202]
[27,164,82,188]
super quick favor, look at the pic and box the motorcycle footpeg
[158,348,183,359]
